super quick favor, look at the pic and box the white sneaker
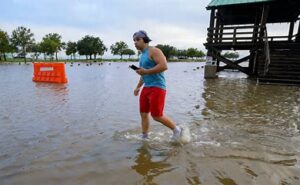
[172,126,191,144]
[172,127,182,141]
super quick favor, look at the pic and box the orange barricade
[32,62,68,83]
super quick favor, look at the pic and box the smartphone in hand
[129,65,140,70]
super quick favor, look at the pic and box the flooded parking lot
[0,62,299,185]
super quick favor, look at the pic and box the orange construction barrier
[32,62,68,83]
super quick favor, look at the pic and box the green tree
[77,35,107,60]
[60,42,66,56]
[155,44,176,59]
[42,33,62,60]
[28,42,41,60]
[122,48,135,59]
[196,50,205,59]
[77,36,93,59]
[92,37,107,60]
[40,34,58,60]
[0,30,10,61]
[110,41,128,60]
[186,48,205,59]
[177,49,188,59]
[223,51,239,60]
[10,26,35,62]
[66,41,77,60]
[187,48,198,59]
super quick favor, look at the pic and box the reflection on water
[202,77,300,127]
[0,63,299,185]
[132,143,174,184]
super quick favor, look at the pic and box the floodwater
[0,62,299,185]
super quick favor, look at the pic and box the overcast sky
[0,0,293,58]
[1,0,213,58]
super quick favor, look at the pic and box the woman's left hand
[136,68,148,76]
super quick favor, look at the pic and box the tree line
[0,26,208,62]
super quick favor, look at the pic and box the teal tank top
[139,48,166,89]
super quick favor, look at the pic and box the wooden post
[215,11,222,71]
[217,22,222,68]
[249,50,255,76]
[210,8,216,41]
[215,11,220,43]
[253,51,259,75]
[288,21,295,42]
[233,27,237,45]
[250,11,261,75]
[207,8,215,57]
[219,24,224,43]
[259,5,270,42]
[253,12,260,43]
[296,21,300,42]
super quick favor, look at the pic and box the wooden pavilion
[204,0,300,85]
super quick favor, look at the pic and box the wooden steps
[257,44,300,85]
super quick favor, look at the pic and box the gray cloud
[1,0,212,55]
[1,0,291,58]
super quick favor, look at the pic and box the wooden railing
[207,25,297,44]
[267,34,298,42]
[207,25,262,44]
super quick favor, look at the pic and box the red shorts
[140,87,166,117]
